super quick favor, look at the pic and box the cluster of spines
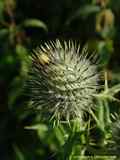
[27,40,100,122]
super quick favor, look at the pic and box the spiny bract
[27,40,100,121]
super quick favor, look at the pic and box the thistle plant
[27,40,100,122]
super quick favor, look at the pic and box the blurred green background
[0,0,120,159]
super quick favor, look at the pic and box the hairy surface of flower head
[27,40,100,121]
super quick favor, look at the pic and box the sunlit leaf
[107,84,120,97]
[22,19,48,31]
[25,124,48,139]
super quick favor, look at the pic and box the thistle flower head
[27,40,100,122]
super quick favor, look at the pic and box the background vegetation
[0,0,120,159]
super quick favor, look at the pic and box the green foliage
[0,0,120,160]
[22,19,48,31]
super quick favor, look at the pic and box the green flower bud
[26,40,100,122]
